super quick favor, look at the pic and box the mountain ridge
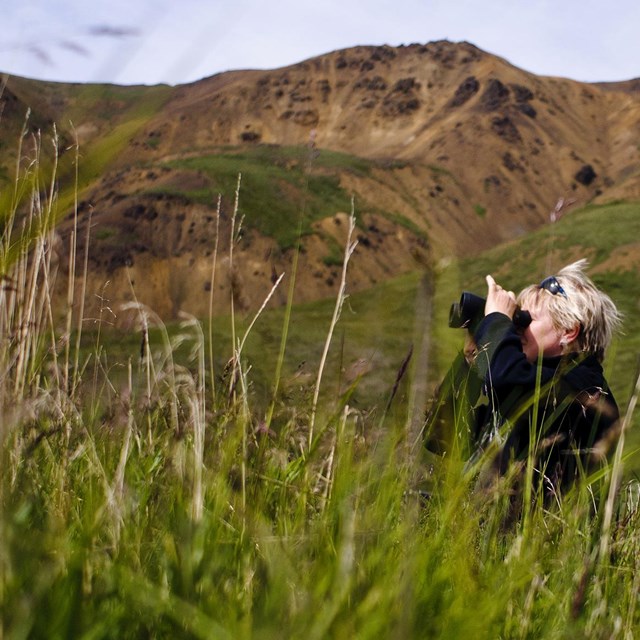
[2,40,639,322]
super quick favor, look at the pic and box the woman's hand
[485,275,517,319]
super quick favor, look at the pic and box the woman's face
[518,296,565,362]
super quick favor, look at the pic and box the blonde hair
[517,259,622,361]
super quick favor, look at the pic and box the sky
[2,0,639,87]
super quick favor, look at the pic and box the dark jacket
[472,312,619,494]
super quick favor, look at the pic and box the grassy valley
[2,177,640,636]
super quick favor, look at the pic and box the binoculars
[449,292,532,332]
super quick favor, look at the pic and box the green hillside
[157,146,411,250]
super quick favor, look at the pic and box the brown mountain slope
[2,40,640,322]
[128,40,640,208]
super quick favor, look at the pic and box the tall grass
[2,123,640,639]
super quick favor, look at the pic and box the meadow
[1,126,640,639]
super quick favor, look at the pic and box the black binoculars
[448,292,532,332]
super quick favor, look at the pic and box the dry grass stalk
[62,125,80,395]
[235,272,285,359]
[1,128,60,404]
[308,200,358,450]
[71,203,93,396]
[316,403,351,512]
[207,194,221,401]
[178,312,207,522]
[121,300,179,437]
[111,359,135,545]
[227,173,242,400]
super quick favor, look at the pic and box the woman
[470,259,622,498]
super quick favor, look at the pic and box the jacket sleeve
[473,312,556,397]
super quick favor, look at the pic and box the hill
[1,40,640,322]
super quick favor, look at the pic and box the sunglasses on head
[539,275,567,298]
